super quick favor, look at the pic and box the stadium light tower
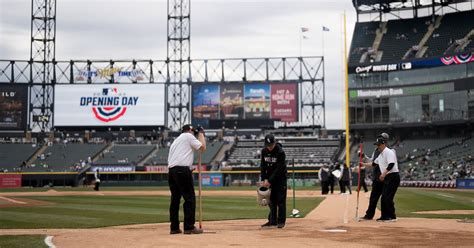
[166,0,191,130]
[29,0,56,131]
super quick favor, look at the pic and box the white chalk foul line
[0,196,26,204]
[320,229,348,233]
[45,236,56,248]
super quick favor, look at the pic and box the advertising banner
[349,82,455,99]
[0,174,22,188]
[220,84,243,119]
[54,84,165,126]
[145,166,168,172]
[201,173,223,187]
[90,166,135,172]
[0,84,28,130]
[192,84,220,119]
[456,179,474,189]
[244,84,270,119]
[349,52,474,74]
[192,82,299,128]
[270,83,298,122]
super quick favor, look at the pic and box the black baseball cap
[181,124,194,133]
[264,134,276,146]
[374,137,386,145]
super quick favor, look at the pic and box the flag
[322,26,330,32]
[301,27,309,32]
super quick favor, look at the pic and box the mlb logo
[102,88,118,96]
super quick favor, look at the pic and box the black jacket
[341,166,350,182]
[260,143,287,185]
[371,148,382,181]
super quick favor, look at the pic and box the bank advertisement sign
[349,83,455,99]
[54,84,164,126]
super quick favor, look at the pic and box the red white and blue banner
[440,53,474,65]
[54,84,164,126]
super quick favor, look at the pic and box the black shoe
[360,215,372,221]
[376,217,391,222]
[183,227,203,234]
[277,223,285,229]
[170,229,182,235]
[261,222,277,228]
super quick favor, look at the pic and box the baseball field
[0,187,473,247]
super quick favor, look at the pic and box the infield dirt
[1,190,473,247]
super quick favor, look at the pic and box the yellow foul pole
[344,11,350,168]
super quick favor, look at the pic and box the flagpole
[321,26,325,58]
[299,30,302,57]
[343,11,351,177]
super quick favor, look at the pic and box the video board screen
[192,82,298,128]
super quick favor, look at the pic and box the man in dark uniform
[318,164,330,194]
[93,169,101,191]
[356,152,368,193]
[360,133,388,220]
[328,165,336,194]
[339,163,352,194]
[260,134,287,229]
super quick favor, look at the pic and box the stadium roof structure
[353,0,473,21]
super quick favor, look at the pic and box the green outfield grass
[0,185,320,192]
[395,188,474,219]
[0,195,322,229]
[0,235,47,248]
[0,187,472,230]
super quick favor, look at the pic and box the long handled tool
[198,151,203,229]
[290,158,300,217]
[197,150,217,234]
[355,141,363,221]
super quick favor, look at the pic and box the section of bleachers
[26,143,106,172]
[348,10,474,64]
[378,16,431,63]
[94,144,156,166]
[143,141,224,166]
[425,10,474,57]
[226,137,340,168]
[349,21,380,65]
[401,137,473,181]
[0,144,40,172]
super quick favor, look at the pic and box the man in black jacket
[340,163,352,194]
[260,134,287,229]
[318,164,330,194]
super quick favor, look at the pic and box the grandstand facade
[348,1,473,184]
[349,8,474,131]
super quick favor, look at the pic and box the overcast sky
[0,0,357,129]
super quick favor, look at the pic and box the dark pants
[268,182,287,225]
[94,181,100,191]
[360,178,368,192]
[168,166,196,231]
[339,180,351,194]
[381,173,400,219]
[365,179,383,218]
[321,181,329,195]
[328,179,335,194]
